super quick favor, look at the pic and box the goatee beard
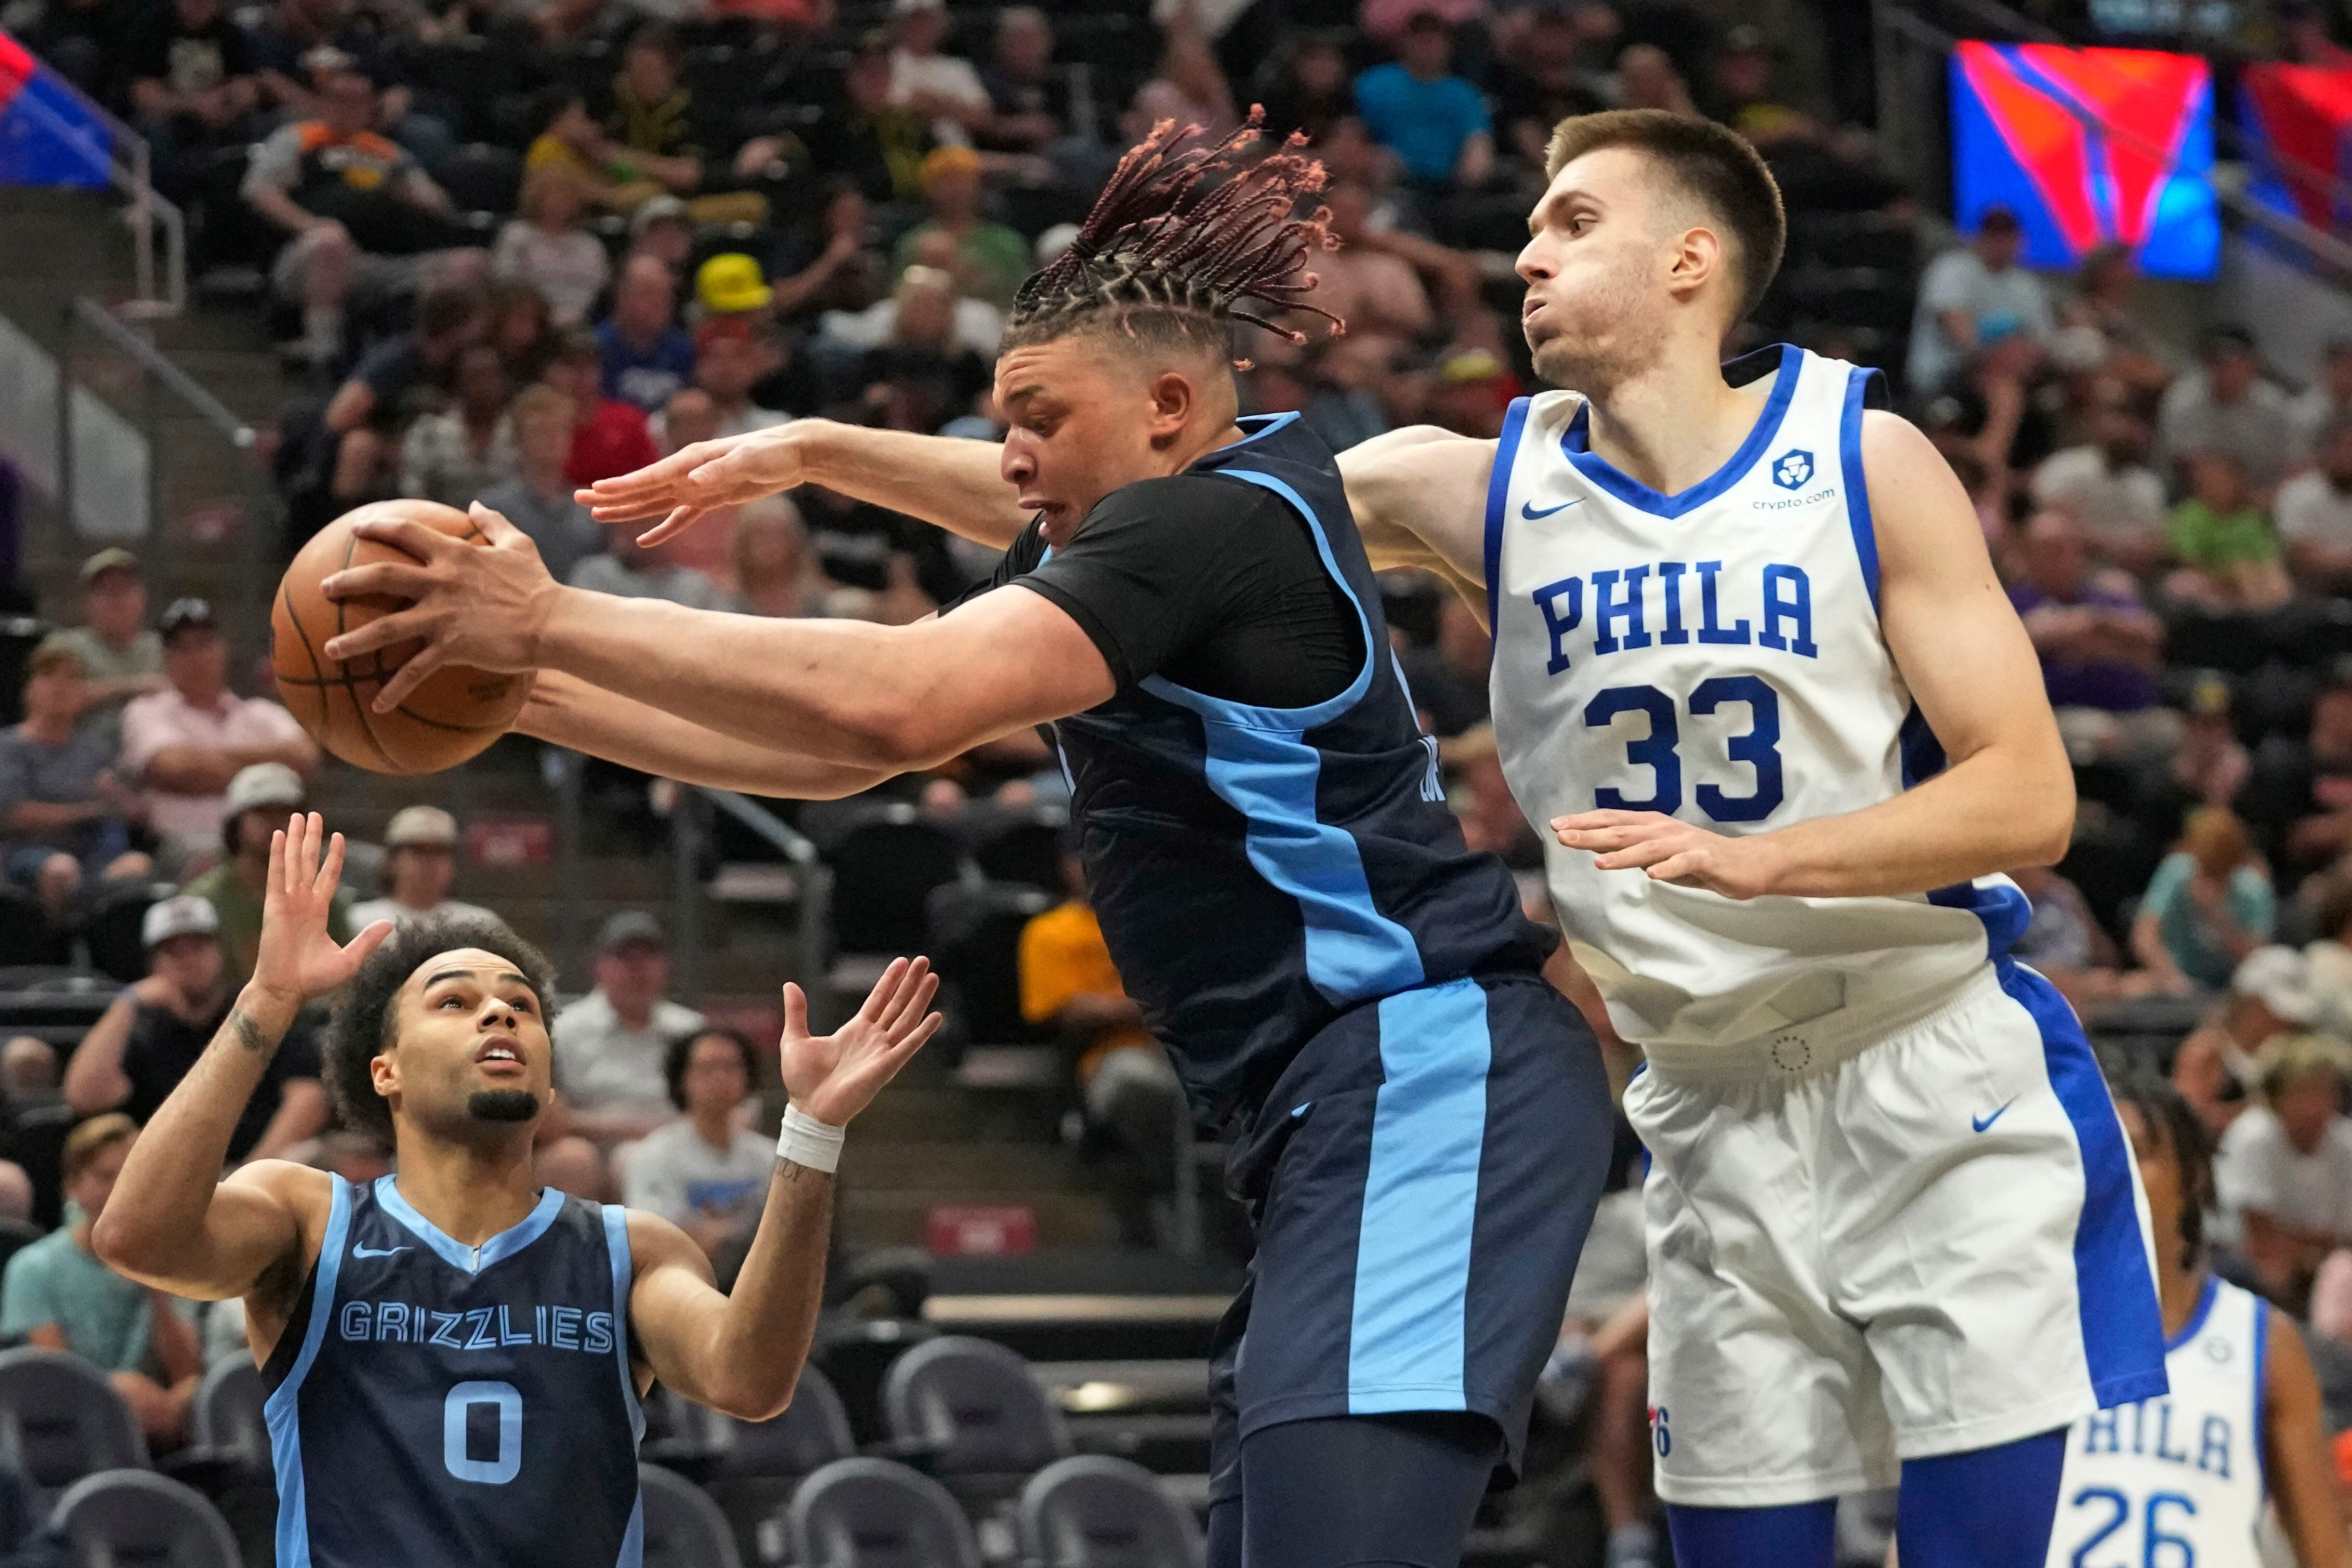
[467,1089,542,1123]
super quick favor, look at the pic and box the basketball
[271,499,529,775]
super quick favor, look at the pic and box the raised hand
[248,813,393,1011]
[576,424,811,547]
[777,956,942,1127]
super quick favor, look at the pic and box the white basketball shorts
[1625,962,2169,1507]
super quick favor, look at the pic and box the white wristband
[776,1104,845,1175]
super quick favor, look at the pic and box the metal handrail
[694,786,819,865]
[68,299,253,447]
[2,28,187,315]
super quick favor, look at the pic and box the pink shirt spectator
[120,689,309,856]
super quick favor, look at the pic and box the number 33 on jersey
[1486,345,2030,1051]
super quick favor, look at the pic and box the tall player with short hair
[564,111,2171,1565]
[312,117,1616,1568]
[94,813,943,1568]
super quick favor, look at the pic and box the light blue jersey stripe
[1348,978,1491,1411]
[265,1177,352,1568]
[601,1204,646,1445]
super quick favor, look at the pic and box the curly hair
[1002,105,1343,360]
[2110,1077,2215,1272]
[324,913,557,1144]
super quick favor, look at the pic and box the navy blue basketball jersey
[984,413,1554,1131]
[261,1176,645,1568]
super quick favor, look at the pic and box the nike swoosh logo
[1521,498,1582,520]
[1971,1100,2016,1134]
[351,1244,410,1259]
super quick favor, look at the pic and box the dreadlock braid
[1006,105,1344,350]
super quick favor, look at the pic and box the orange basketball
[272,499,530,775]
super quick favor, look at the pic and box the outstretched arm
[94,814,391,1299]
[626,959,943,1420]
[580,419,1033,550]
[1552,412,2073,899]
[1335,425,1499,623]
[323,504,1115,771]
[2262,1310,2351,1568]
[514,670,900,799]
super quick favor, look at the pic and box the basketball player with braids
[318,115,1615,1566]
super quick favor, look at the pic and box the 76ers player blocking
[1333,111,2170,1565]
[2035,1083,2345,1568]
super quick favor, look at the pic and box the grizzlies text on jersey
[261,1176,645,1568]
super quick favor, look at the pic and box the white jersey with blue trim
[2044,1275,2269,1568]
[1485,344,2028,1053]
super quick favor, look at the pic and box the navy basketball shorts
[1205,971,1615,1501]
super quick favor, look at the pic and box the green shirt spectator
[52,548,167,730]
[0,1222,151,1372]
[891,146,1033,312]
[185,763,352,985]
[2169,497,2281,569]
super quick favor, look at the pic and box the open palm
[576,425,809,545]
[778,957,942,1127]
[249,813,392,1009]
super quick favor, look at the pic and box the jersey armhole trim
[2251,1292,2271,1498]
[1485,399,1531,648]
[1841,365,1885,614]
[264,1176,350,1568]
[603,1204,646,1444]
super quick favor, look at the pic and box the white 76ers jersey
[1486,345,2028,1052]
[2045,1275,2270,1568]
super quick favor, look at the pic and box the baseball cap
[386,804,459,849]
[1439,348,1504,385]
[79,547,142,584]
[629,193,689,236]
[695,253,773,315]
[226,761,307,816]
[2234,945,2318,1025]
[920,144,981,190]
[159,597,216,640]
[142,895,220,949]
[597,911,667,954]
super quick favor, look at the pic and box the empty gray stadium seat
[881,1336,1070,1481]
[638,1461,743,1568]
[0,1348,146,1494]
[50,1468,238,1568]
[704,1368,859,1565]
[190,1359,267,1466]
[1019,1456,1203,1568]
[788,1458,982,1568]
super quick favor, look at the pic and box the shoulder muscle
[1337,425,1494,578]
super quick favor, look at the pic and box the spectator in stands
[492,166,610,328]
[647,320,785,443]
[0,1115,201,1447]
[787,30,932,206]
[62,894,327,1165]
[120,599,318,868]
[2306,867,2352,1039]
[322,283,489,454]
[2216,1032,2352,1306]
[2,1035,59,1109]
[541,326,660,487]
[2244,664,2352,886]
[2177,945,2317,1139]
[488,279,555,385]
[348,806,492,930]
[524,86,663,217]
[625,195,693,277]
[2029,403,2169,578]
[1701,23,1827,152]
[729,498,837,617]
[621,1027,772,1263]
[0,641,150,919]
[887,0,992,145]
[2133,808,2277,994]
[2277,417,2352,595]
[603,25,720,208]
[891,146,1030,312]
[656,387,720,454]
[475,384,605,586]
[1906,207,2054,400]
[184,765,353,984]
[2291,337,2352,457]
[243,60,475,368]
[598,256,695,414]
[1495,6,1608,168]
[2059,243,2174,398]
[568,517,729,609]
[1446,724,1544,868]
[1127,14,1238,146]
[1307,181,1436,357]
[1354,11,1490,192]
[2158,326,2297,495]
[395,343,514,508]
[1614,43,1699,117]
[1400,591,1491,741]
[121,0,257,198]
[763,183,878,324]
[1021,845,1179,1247]
[553,911,706,1145]
[2007,510,2172,765]
[47,550,165,732]
[977,6,1071,154]
[2166,448,2292,612]
[2008,862,2139,1005]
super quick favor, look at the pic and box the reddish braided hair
[1006,106,1344,348]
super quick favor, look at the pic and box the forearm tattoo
[228,1010,270,1056]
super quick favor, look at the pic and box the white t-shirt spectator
[2214,1104,2352,1246]
[568,555,730,610]
[890,48,990,145]
[553,989,706,1122]
[621,1118,774,1224]
[1906,247,2056,396]
[2029,446,2167,555]
[491,221,611,326]
[119,689,310,857]
[347,895,497,930]
[648,403,787,445]
[2275,469,2352,556]
[2157,370,2299,490]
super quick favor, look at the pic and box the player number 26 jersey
[1485,345,2028,1053]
